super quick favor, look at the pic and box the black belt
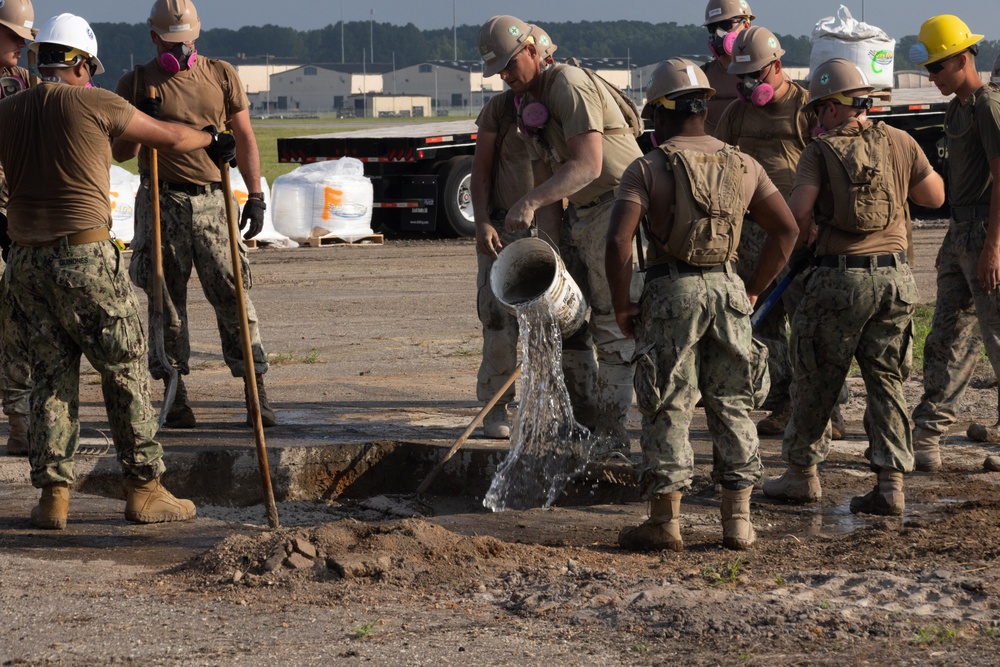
[814,252,906,269]
[576,190,615,210]
[647,260,729,281]
[159,181,222,196]
[488,207,508,224]
[951,204,991,222]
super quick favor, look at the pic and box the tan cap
[703,0,754,27]
[478,15,534,77]
[641,58,715,118]
[148,0,201,43]
[0,0,35,42]
[530,24,557,60]
[728,26,784,75]
[808,58,873,105]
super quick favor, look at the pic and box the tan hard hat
[148,0,201,43]
[808,58,874,105]
[0,0,35,42]
[478,15,534,77]
[530,24,557,60]
[728,26,784,75]
[703,0,754,27]
[641,58,715,118]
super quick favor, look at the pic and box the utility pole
[370,8,374,64]
[265,53,270,115]
[340,0,344,64]
[392,52,397,95]
[363,49,367,118]
[453,0,457,61]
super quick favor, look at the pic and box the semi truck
[276,87,951,238]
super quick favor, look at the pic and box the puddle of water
[778,498,965,537]
[483,301,593,511]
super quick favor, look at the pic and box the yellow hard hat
[911,15,983,66]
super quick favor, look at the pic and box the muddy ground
[3,226,1000,666]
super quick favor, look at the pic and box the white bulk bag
[109,165,140,243]
[809,5,895,91]
[270,158,374,244]
[226,167,293,246]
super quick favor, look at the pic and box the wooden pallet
[306,233,384,247]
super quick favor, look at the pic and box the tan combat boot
[124,477,196,524]
[913,427,941,473]
[5,413,29,455]
[618,491,683,552]
[245,374,277,428]
[849,468,904,516]
[762,463,822,503]
[31,482,69,530]
[482,403,510,439]
[721,486,756,550]
[756,402,791,437]
[830,405,846,440]
[163,377,196,429]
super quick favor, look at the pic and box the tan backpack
[659,142,748,267]
[540,64,643,139]
[814,120,895,234]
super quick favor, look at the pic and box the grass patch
[913,623,960,644]
[302,348,320,364]
[701,557,743,587]
[353,620,380,638]
[266,352,295,366]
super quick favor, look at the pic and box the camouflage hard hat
[479,15,534,77]
[0,0,34,41]
[703,0,754,27]
[529,24,557,60]
[808,58,874,105]
[641,58,715,119]
[728,26,784,75]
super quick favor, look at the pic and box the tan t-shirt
[116,57,247,185]
[0,84,135,245]
[617,134,779,267]
[521,65,642,207]
[701,59,740,137]
[794,121,933,256]
[476,90,532,212]
[713,79,815,199]
[0,65,31,211]
[943,85,1000,207]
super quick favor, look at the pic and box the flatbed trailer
[276,88,953,237]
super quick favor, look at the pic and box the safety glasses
[706,18,746,34]
[743,62,773,83]
[925,53,960,75]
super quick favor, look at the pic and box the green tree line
[89,20,1000,88]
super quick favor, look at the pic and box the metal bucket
[490,237,587,338]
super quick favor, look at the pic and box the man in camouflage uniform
[715,26,846,438]
[907,16,1000,473]
[700,0,754,136]
[472,23,599,440]
[112,0,275,429]
[608,59,797,551]
[763,58,944,514]
[0,13,219,529]
[0,0,34,456]
[479,14,643,452]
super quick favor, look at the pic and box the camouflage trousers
[632,267,762,497]
[783,260,917,471]
[476,219,599,428]
[132,181,267,379]
[3,239,165,487]
[567,199,642,439]
[0,255,31,416]
[913,218,1000,437]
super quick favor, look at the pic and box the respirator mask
[706,18,744,58]
[736,62,775,107]
[160,42,197,73]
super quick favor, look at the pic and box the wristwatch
[247,191,265,201]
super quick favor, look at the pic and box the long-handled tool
[750,245,815,329]
[147,87,178,431]
[416,367,521,496]
[219,154,280,529]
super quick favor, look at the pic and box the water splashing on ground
[484,301,593,511]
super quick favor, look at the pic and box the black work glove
[240,197,266,240]
[0,210,10,263]
[137,96,160,119]
[202,125,237,168]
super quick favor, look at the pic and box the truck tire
[438,156,475,237]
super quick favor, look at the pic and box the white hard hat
[29,13,105,75]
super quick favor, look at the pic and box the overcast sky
[78,1,1000,41]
